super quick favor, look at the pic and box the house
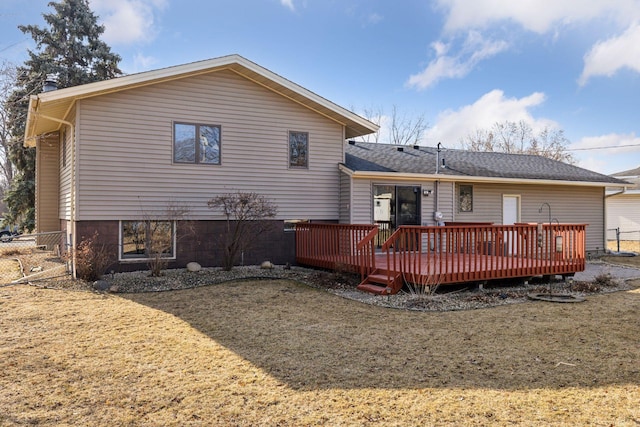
[341,141,628,255]
[24,54,379,271]
[606,166,640,252]
[24,53,627,275]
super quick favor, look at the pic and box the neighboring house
[24,54,378,271]
[606,166,640,248]
[341,142,628,254]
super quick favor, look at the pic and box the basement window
[120,220,176,260]
[284,219,309,232]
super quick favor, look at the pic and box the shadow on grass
[123,279,640,392]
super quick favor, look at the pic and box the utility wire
[567,143,640,151]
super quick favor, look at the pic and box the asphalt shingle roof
[344,142,628,185]
[611,166,640,189]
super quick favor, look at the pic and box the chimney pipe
[43,74,58,92]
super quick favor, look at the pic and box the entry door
[502,195,520,224]
[396,186,421,227]
[502,195,520,254]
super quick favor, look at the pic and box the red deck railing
[295,223,586,287]
[381,223,586,286]
[295,223,379,281]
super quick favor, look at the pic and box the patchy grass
[1,276,639,426]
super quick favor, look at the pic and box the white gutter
[338,164,627,188]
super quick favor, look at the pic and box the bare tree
[390,105,428,145]
[0,61,17,192]
[358,104,384,143]
[462,120,575,163]
[207,191,277,271]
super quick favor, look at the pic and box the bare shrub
[72,231,112,282]
[208,191,277,271]
[593,272,617,288]
[137,201,194,277]
[403,269,442,297]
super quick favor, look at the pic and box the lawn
[1,272,639,425]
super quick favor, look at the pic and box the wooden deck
[295,223,586,295]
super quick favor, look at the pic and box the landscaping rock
[93,280,110,291]
[186,262,202,272]
[260,261,274,269]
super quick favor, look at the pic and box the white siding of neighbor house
[606,195,640,238]
[75,70,345,221]
[35,134,60,232]
[348,177,605,251]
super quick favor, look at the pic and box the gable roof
[343,141,629,187]
[609,166,640,192]
[24,54,378,146]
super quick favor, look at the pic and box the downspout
[32,112,77,278]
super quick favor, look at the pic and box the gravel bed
[30,262,637,312]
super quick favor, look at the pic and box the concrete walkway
[573,260,640,283]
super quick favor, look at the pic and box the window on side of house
[458,184,473,212]
[174,122,221,164]
[289,131,309,168]
[121,220,175,260]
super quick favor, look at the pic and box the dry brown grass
[607,240,640,254]
[1,273,639,426]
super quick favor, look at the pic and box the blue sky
[2,0,640,175]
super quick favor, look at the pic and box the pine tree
[4,0,122,231]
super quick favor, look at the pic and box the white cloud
[367,13,383,25]
[570,133,640,175]
[435,0,640,34]
[427,0,640,87]
[425,89,555,145]
[579,23,640,85]
[90,0,168,45]
[407,31,508,90]
[281,0,295,12]
[132,52,158,72]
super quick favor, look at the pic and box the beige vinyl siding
[59,120,73,220]
[75,70,344,221]
[35,134,60,232]
[350,178,438,225]
[351,179,374,224]
[606,195,640,237]
[453,182,604,251]
[339,170,351,223]
[436,181,455,223]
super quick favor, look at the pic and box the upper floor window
[458,184,473,212]
[174,122,221,164]
[289,131,308,168]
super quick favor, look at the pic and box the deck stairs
[356,268,403,295]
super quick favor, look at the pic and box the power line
[567,143,640,152]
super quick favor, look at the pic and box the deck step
[357,269,403,295]
[356,283,393,295]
